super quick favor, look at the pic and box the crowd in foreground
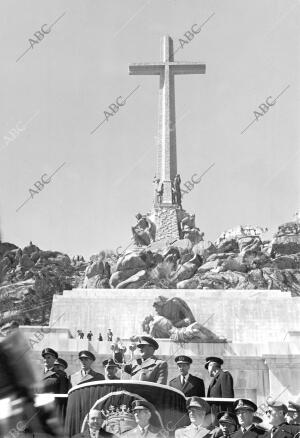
[37,336,300,438]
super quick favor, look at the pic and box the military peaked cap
[186,397,210,414]
[136,336,159,350]
[54,357,68,369]
[79,350,95,361]
[234,399,257,412]
[42,348,58,359]
[217,411,237,425]
[205,356,223,369]
[175,355,192,364]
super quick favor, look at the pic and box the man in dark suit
[265,399,300,438]
[206,357,234,398]
[72,408,115,438]
[211,411,238,438]
[169,356,205,397]
[232,399,267,438]
[124,336,168,384]
[70,350,105,387]
[41,347,70,393]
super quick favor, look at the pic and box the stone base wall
[153,206,188,241]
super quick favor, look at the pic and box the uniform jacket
[122,425,167,438]
[264,423,300,438]
[169,374,205,397]
[41,368,70,393]
[175,424,211,438]
[70,369,105,387]
[232,424,267,438]
[207,370,234,398]
[124,356,168,385]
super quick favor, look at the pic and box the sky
[0,0,299,258]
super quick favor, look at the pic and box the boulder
[0,242,18,258]
[198,260,220,273]
[172,254,203,283]
[110,268,143,288]
[273,255,300,270]
[216,239,239,253]
[193,240,216,260]
[221,257,247,273]
[116,252,146,272]
[270,235,300,255]
[177,278,200,289]
[116,270,149,289]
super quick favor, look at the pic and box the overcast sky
[0,0,299,258]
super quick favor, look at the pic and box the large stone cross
[129,35,206,205]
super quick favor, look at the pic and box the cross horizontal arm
[171,63,206,75]
[129,63,164,75]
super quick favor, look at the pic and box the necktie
[242,428,247,434]
[271,427,277,438]
[182,376,186,386]
[141,428,146,436]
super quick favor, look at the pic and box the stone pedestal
[153,205,186,241]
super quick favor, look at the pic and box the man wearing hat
[169,356,205,397]
[103,359,120,380]
[41,347,70,393]
[205,357,234,398]
[70,350,105,386]
[265,399,300,438]
[286,401,300,426]
[124,337,168,384]
[122,400,166,438]
[211,412,238,438]
[232,399,266,438]
[175,397,211,438]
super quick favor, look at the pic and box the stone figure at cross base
[83,251,111,288]
[131,213,156,246]
[172,174,182,208]
[142,296,223,342]
[153,176,164,205]
[180,214,204,244]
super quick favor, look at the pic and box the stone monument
[129,35,205,243]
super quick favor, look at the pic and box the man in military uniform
[232,399,266,438]
[286,401,300,426]
[175,396,211,438]
[54,357,68,373]
[103,358,120,380]
[265,400,300,438]
[41,347,70,393]
[124,336,168,384]
[122,400,166,438]
[70,350,105,386]
[169,356,205,397]
[206,357,234,398]
[210,411,238,438]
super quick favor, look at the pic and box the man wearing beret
[286,401,300,426]
[122,400,166,438]
[205,357,234,399]
[169,356,205,397]
[265,400,300,438]
[232,399,267,438]
[103,359,120,380]
[175,397,211,438]
[124,337,168,385]
[41,348,70,393]
[70,350,105,386]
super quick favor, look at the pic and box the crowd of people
[38,336,300,438]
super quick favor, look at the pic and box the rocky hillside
[1,219,300,327]
[0,242,87,326]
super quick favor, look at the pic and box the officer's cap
[175,355,192,364]
[103,358,120,368]
[234,399,257,412]
[132,400,154,413]
[266,399,287,414]
[287,401,300,412]
[42,348,58,359]
[79,350,95,361]
[136,336,159,350]
[217,411,237,425]
[186,397,210,414]
[54,357,68,369]
[204,356,223,369]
